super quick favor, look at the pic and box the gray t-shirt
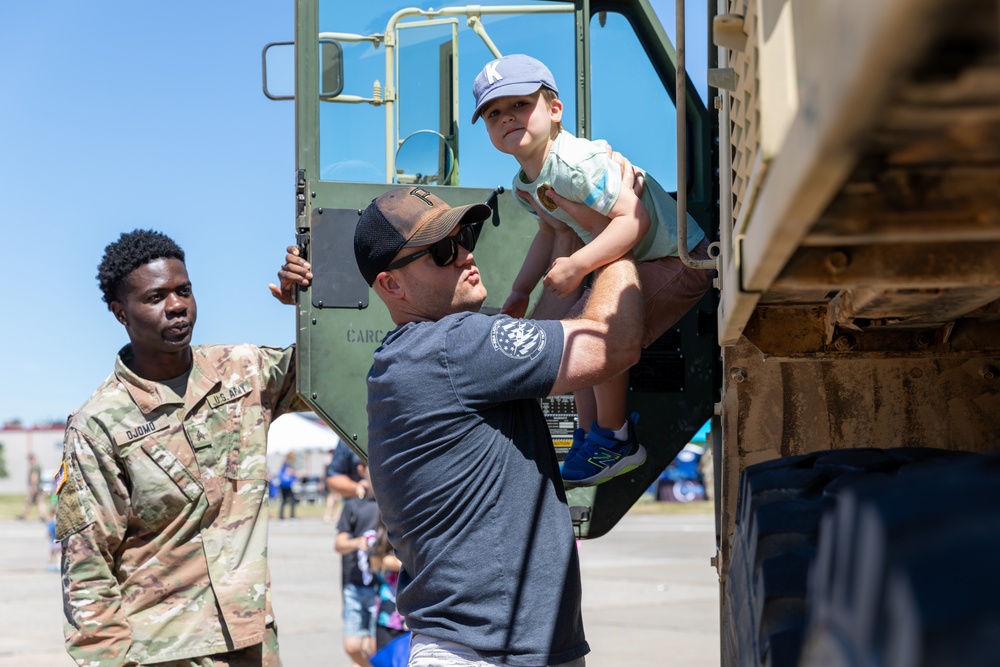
[366,312,588,667]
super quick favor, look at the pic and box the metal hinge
[295,169,307,221]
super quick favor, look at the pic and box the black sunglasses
[386,224,478,271]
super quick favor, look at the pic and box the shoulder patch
[491,318,547,360]
[53,461,68,494]
[55,455,93,541]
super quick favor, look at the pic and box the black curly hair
[97,229,185,309]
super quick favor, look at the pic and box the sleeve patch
[490,318,547,360]
[55,457,93,541]
[53,461,67,494]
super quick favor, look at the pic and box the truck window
[590,10,679,189]
[316,1,575,187]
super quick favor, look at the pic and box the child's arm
[543,163,650,298]
[501,219,557,318]
[370,552,402,573]
[334,530,369,555]
[504,200,582,317]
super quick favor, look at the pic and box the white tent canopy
[266,413,342,455]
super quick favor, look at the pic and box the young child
[472,53,714,487]
[368,518,407,652]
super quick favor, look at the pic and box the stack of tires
[723,448,1000,666]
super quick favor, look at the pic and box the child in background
[368,518,407,651]
[472,53,714,487]
[47,494,60,572]
[335,463,380,667]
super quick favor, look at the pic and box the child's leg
[593,370,629,433]
[573,387,597,432]
[561,368,645,486]
[562,243,714,486]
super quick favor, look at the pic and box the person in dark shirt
[278,169,645,666]
[335,463,380,667]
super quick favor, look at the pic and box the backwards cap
[471,54,558,124]
[354,187,491,286]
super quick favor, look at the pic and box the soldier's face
[112,258,197,357]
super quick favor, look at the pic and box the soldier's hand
[269,246,312,305]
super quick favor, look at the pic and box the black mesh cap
[354,187,492,285]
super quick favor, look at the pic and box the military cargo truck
[268,1,1000,663]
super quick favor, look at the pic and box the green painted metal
[295,180,539,452]
[290,0,718,538]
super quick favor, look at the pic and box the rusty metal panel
[718,333,1000,582]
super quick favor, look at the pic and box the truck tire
[799,455,1000,667]
[722,448,984,667]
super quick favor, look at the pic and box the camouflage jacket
[56,343,308,666]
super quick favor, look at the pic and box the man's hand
[517,152,643,238]
[268,246,313,305]
[609,149,645,200]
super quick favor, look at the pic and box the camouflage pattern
[151,622,280,667]
[57,344,307,666]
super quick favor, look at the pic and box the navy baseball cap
[471,54,558,124]
[354,187,491,286]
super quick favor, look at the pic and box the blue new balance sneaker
[560,427,588,473]
[561,413,646,487]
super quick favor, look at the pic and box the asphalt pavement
[0,511,720,666]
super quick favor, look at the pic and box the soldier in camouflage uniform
[56,229,308,667]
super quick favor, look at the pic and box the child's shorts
[567,238,714,348]
[637,237,714,347]
[343,583,377,637]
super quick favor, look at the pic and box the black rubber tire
[722,448,984,667]
[799,454,1000,667]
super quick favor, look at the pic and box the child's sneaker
[560,428,588,472]
[561,413,646,487]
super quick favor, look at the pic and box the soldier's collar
[114,345,197,414]
[115,345,228,416]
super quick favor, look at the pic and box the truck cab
[270,0,1000,664]
[275,0,719,540]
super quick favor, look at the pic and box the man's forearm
[583,255,643,354]
[327,475,361,498]
[548,255,644,397]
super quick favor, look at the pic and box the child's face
[481,91,562,159]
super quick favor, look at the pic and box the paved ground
[0,511,720,666]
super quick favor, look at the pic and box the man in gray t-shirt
[279,177,645,666]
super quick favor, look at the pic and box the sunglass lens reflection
[430,226,477,267]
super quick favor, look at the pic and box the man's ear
[373,271,404,299]
[110,301,127,326]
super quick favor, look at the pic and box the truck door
[289,0,717,537]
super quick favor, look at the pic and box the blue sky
[1,2,296,425]
[0,1,705,426]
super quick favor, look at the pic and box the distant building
[0,424,65,495]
